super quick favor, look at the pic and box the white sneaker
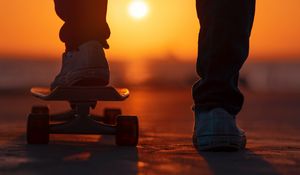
[50,41,110,89]
[193,108,246,151]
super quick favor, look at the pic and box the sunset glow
[0,0,299,61]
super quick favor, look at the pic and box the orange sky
[0,0,299,61]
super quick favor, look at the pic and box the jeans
[54,0,110,51]
[193,0,255,115]
[54,0,255,115]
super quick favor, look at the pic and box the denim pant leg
[54,0,110,51]
[193,0,256,115]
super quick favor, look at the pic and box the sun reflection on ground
[125,61,151,85]
[63,152,91,161]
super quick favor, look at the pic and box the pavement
[0,88,299,175]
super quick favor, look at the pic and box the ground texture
[0,88,299,175]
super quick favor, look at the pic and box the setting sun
[128,0,149,19]
[0,0,300,61]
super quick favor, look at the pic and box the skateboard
[27,86,139,146]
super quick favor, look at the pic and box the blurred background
[0,0,299,91]
[0,2,300,174]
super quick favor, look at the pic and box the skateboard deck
[31,86,129,101]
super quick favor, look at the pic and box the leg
[193,0,255,115]
[51,0,110,89]
[193,0,256,151]
[54,0,110,51]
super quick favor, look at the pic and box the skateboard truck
[27,86,139,146]
[50,101,116,135]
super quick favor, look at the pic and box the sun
[128,1,149,19]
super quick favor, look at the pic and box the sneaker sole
[193,134,246,152]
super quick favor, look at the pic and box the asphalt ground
[0,88,299,175]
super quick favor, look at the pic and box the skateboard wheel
[27,114,49,144]
[103,108,122,125]
[31,106,49,115]
[116,116,139,146]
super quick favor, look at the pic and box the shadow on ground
[1,135,138,175]
[199,149,281,175]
